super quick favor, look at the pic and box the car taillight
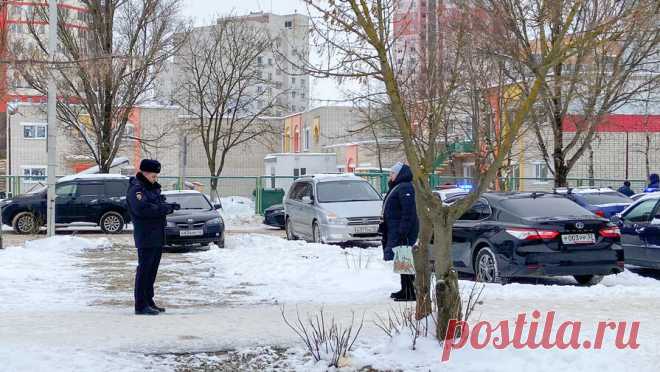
[506,228,560,241]
[599,226,621,238]
[594,210,605,217]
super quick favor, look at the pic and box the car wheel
[475,247,502,284]
[13,212,38,234]
[286,218,297,240]
[100,211,124,234]
[574,275,603,286]
[312,222,323,243]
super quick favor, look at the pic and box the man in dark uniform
[126,159,179,315]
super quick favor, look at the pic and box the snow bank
[218,196,263,227]
[0,236,112,311]
[191,234,394,304]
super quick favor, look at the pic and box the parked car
[284,174,383,243]
[611,194,660,269]
[263,204,285,229]
[162,190,225,250]
[433,185,469,202]
[443,192,624,285]
[555,187,632,218]
[631,191,660,201]
[0,174,130,234]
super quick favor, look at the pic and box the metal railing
[0,174,651,215]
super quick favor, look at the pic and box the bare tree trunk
[588,143,594,186]
[413,196,433,320]
[433,214,462,339]
[645,132,651,179]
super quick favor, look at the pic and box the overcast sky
[180,0,352,106]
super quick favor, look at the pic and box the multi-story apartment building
[161,11,310,116]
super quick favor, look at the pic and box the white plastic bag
[393,245,415,274]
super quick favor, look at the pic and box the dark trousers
[135,246,162,311]
[401,274,415,296]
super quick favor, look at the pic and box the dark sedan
[556,188,632,218]
[162,191,225,250]
[263,204,285,229]
[612,194,660,269]
[445,192,624,285]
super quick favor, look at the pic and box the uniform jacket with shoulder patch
[126,173,173,248]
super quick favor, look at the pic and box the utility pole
[46,0,58,237]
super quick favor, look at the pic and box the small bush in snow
[281,306,364,368]
[342,250,372,271]
[374,280,485,349]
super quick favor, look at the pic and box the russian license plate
[561,233,596,245]
[355,225,379,234]
[180,229,204,237]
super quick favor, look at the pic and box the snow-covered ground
[218,196,270,231]
[1,234,660,371]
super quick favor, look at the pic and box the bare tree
[12,0,184,173]
[174,16,280,200]
[506,0,660,187]
[299,0,598,340]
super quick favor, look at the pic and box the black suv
[0,175,130,234]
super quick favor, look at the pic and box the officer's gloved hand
[171,203,181,211]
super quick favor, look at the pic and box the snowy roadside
[1,233,660,371]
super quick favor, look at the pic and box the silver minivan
[284,174,383,243]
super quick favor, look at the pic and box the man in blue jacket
[381,162,419,301]
[644,173,660,193]
[127,159,179,315]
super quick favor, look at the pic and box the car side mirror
[611,214,622,225]
[213,203,222,210]
[301,196,313,204]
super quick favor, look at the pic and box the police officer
[127,159,180,315]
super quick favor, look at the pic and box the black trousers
[135,246,163,311]
[401,274,415,296]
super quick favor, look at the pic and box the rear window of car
[77,182,105,196]
[105,181,128,197]
[500,196,593,218]
[577,192,631,205]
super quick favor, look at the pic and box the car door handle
[635,226,646,233]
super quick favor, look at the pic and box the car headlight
[206,217,222,226]
[326,213,349,225]
[166,221,177,228]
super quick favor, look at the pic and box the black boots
[135,306,159,315]
[392,274,416,302]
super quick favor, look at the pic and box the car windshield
[577,192,631,205]
[501,196,594,218]
[317,180,382,203]
[164,194,212,210]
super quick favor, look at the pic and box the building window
[285,20,293,29]
[534,162,549,183]
[22,166,47,183]
[291,77,296,84]
[463,163,475,179]
[304,127,310,151]
[23,123,47,139]
[124,123,135,142]
[268,58,273,66]
[257,56,263,65]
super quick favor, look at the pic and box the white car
[284,174,383,244]
[433,186,469,203]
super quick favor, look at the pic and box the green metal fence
[0,174,651,215]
